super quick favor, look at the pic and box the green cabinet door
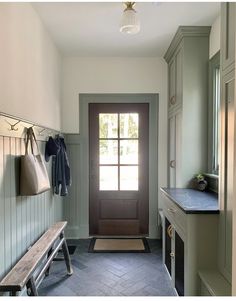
[219,70,235,282]
[169,58,176,108]
[221,2,235,73]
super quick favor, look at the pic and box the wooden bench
[0,221,73,296]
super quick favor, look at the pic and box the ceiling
[33,2,220,57]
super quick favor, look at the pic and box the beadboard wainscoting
[64,134,82,238]
[0,135,64,284]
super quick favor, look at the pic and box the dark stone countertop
[160,188,219,214]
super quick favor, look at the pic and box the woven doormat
[88,238,150,253]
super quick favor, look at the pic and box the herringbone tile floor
[39,239,176,296]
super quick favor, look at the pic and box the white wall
[62,57,168,238]
[209,15,221,59]
[0,3,61,130]
[62,57,167,133]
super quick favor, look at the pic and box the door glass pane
[100,140,118,164]
[120,166,138,190]
[100,166,118,190]
[120,140,138,164]
[99,114,118,138]
[120,113,139,138]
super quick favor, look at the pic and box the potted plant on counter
[194,173,208,191]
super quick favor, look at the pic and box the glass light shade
[120,9,140,34]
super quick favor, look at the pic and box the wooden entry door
[89,103,149,236]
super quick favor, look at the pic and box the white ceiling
[33,2,220,57]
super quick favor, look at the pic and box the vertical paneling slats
[20,138,27,256]
[4,137,12,273]
[0,134,63,281]
[10,138,17,267]
[0,137,5,279]
[15,138,22,260]
[64,139,80,238]
[26,192,31,248]
[30,194,35,244]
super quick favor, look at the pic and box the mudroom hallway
[1,1,236,298]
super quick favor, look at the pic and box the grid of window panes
[213,67,220,174]
[99,113,139,191]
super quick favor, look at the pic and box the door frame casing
[79,93,159,238]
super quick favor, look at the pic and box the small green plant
[195,173,205,181]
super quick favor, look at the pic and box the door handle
[170,252,175,258]
[169,160,176,168]
[167,225,173,238]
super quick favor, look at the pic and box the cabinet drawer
[162,194,186,233]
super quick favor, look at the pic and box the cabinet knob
[169,160,176,168]
[170,95,176,105]
[170,252,175,258]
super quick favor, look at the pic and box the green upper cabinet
[221,2,235,74]
[218,2,236,285]
[168,46,183,112]
[168,57,176,108]
[164,26,210,188]
[175,48,183,109]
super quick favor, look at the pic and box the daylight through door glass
[99,113,139,191]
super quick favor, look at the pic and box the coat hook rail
[5,119,21,131]
[38,128,46,136]
[1,111,61,141]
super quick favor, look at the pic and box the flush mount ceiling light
[120,2,140,35]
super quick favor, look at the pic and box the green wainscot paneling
[0,135,63,293]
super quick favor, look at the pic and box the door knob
[170,252,175,258]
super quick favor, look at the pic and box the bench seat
[0,221,73,296]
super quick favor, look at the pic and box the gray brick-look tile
[38,239,176,296]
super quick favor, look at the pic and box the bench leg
[60,232,73,275]
[26,277,38,296]
[45,247,53,276]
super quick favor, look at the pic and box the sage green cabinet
[168,47,183,112]
[161,191,219,296]
[219,71,235,282]
[218,3,235,285]
[169,58,176,108]
[168,110,182,188]
[221,3,235,74]
[164,217,184,296]
[165,26,210,188]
